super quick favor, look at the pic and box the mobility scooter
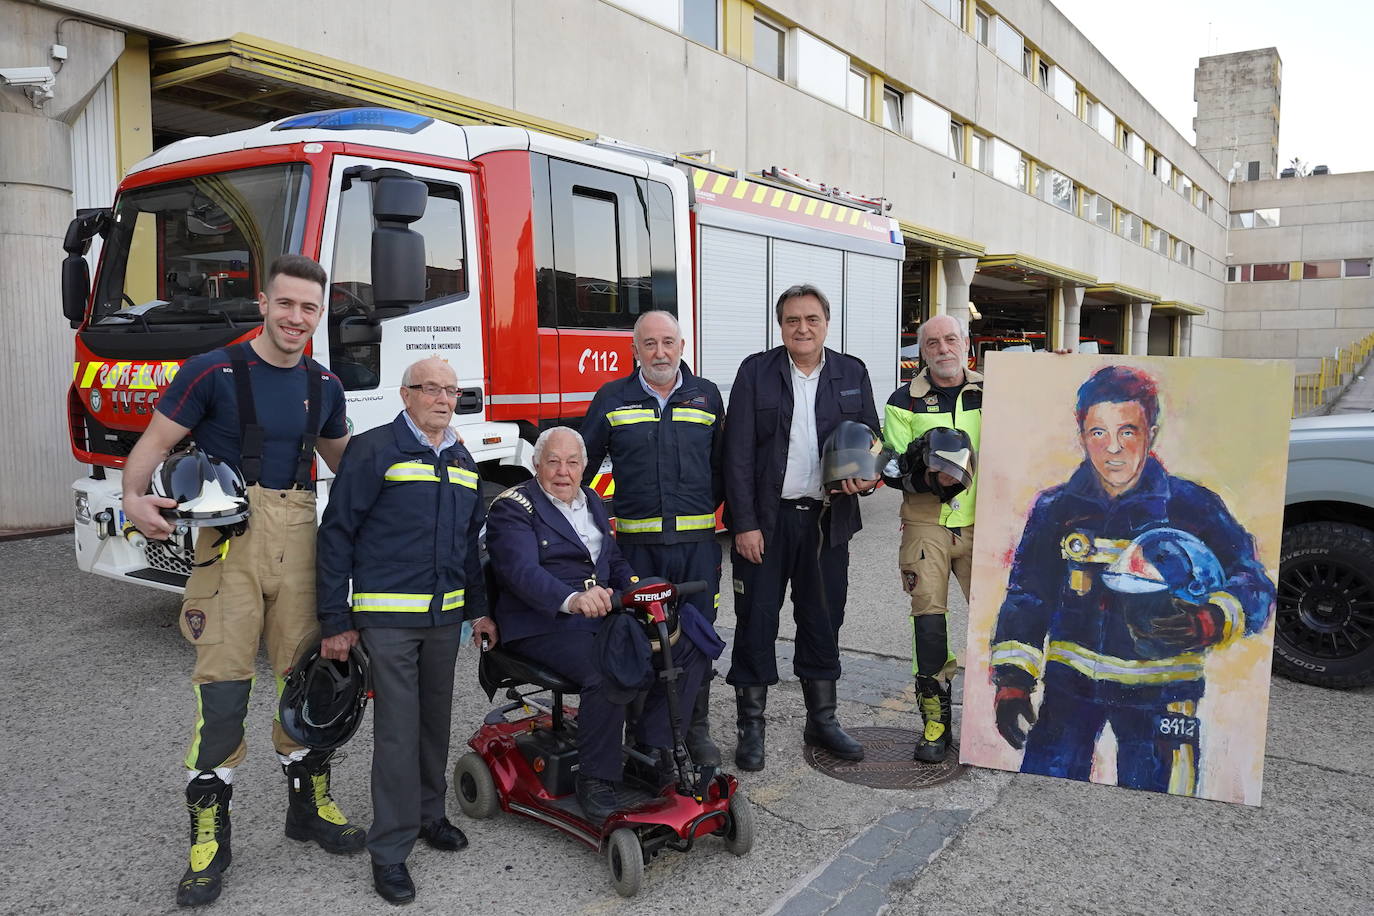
[452,579,754,897]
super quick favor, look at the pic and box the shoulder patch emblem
[493,485,535,514]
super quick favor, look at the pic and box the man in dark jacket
[486,426,708,823]
[724,283,881,771]
[581,309,726,765]
[317,357,495,905]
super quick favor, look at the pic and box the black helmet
[821,421,894,490]
[279,641,371,751]
[151,446,250,527]
[905,427,976,502]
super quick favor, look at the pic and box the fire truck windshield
[91,163,310,330]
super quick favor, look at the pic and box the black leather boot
[734,685,767,772]
[800,679,864,760]
[283,750,367,854]
[575,775,622,824]
[176,771,232,907]
[686,679,722,767]
[914,675,953,763]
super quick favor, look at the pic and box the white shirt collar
[788,351,826,380]
[638,368,682,408]
[539,482,587,510]
[401,410,457,454]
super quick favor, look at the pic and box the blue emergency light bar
[272,108,434,134]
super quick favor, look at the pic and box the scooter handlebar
[609,579,708,611]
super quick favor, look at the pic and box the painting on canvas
[960,353,1291,805]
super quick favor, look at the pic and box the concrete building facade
[1194,48,1281,182]
[0,0,1364,529]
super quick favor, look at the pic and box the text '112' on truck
[62,106,904,591]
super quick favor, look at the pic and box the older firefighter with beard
[581,310,726,765]
[881,314,981,763]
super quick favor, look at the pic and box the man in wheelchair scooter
[485,426,714,823]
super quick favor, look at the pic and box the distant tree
[1288,157,1310,177]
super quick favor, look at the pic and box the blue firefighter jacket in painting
[990,455,1275,706]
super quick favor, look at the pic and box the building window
[1303,260,1342,279]
[949,120,965,161]
[1255,208,1280,227]
[1119,126,1144,165]
[1045,170,1073,211]
[975,8,989,45]
[1345,258,1372,277]
[754,17,785,79]
[882,86,904,133]
[993,17,1023,68]
[1119,211,1143,244]
[1048,66,1076,111]
[1082,191,1112,228]
[847,67,869,117]
[615,0,718,48]
[1092,101,1115,141]
[926,0,962,26]
[1148,225,1169,256]
[1252,262,1289,281]
[1179,174,1193,199]
[1154,154,1172,185]
[1174,241,1192,266]
[971,131,990,172]
[795,31,849,107]
[910,93,951,153]
[1037,59,1050,90]
[1196,190,1209,213]
[1227,265,1251,282]
[990,138,1022,186]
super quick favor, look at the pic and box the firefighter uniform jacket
[581,365,725,543]
[882,366,983,529]
[485,482,637,643]
[723,346,880,547]
[990,456,1275,706]
[316,413,486,636]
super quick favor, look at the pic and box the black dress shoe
[372,861,415,905]
[419,817,469,851]
[575,776,621,824]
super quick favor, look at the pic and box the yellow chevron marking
[711,175,730,194]
[770,190,786,207]
[752,185,768,203]
[731,180,749,199]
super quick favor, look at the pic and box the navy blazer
[486,481,637,643]
[723,346,881,547]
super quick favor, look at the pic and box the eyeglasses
[406,383,460,399]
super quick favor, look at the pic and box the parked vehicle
[1278,413,1374,687]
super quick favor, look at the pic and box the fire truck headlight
[74,490,92,524]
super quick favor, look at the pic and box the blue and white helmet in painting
[1102,527,1225,603]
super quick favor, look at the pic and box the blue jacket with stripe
[316,412,486,636]
[580,365,725,543]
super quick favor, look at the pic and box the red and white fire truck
[62,107,903,592]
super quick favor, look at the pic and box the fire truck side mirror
[370,175,427,312]
[61,208,110,327]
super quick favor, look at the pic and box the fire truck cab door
[315,156,485,448]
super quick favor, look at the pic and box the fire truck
[62,107,904,592]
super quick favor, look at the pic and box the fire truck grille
[145,539,193,578]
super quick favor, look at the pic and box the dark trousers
[726,500,849,686]
[360,624,463,865]
[620,539,723,623]
[1020,688,1199,794]
[509,629,707,782]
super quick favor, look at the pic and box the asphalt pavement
[1,486,1371,915]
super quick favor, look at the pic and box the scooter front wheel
[453,752,499,819]
[606,828,644,897]
[722,791,755,856]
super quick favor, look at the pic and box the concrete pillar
[0,9,123,530]
[1179,315,1193,357]
[1130,302,1152,356]
[1061,285,1083,352]
[939,256,978,330]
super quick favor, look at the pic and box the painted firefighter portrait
[963,357,1289,805]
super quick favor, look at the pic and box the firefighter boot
[734,685,767,772]
[686,679,722,767]
[176,771,232,907]
[914,675,953,763]
[800,679,865,761]
[283,750,367,854]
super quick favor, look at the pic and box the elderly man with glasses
[316,356,497,905]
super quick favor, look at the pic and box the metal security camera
[0,66,56,108]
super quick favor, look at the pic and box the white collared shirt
[780,353,826,499]
[637,368,682,410]
[401,410,457,455]
[539,483,605,613]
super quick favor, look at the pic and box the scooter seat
[479,645,581,701]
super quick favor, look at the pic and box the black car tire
[1274,522,1374,688]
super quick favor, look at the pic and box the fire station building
[3,0,1371,530]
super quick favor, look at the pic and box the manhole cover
[803,727,966,789]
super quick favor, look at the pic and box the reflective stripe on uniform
[448,467,479,490]
[990,640,1045,678]
[607,408,657,426]
[671,407,717,426]
[384,462,441,483]
[617,514,715,534]
[1046,640,1205,684]
[352,588,466,613]
[1166,699,1199,796]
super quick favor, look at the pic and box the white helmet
[151,447,250,527]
